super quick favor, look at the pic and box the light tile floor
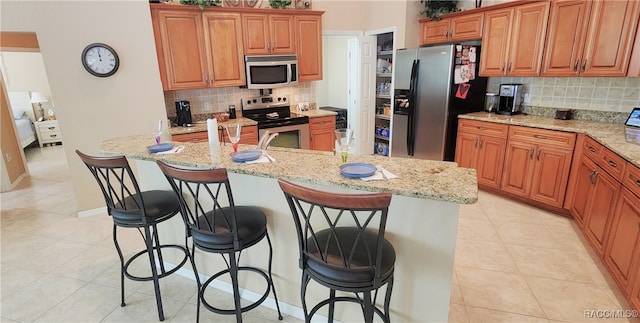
[1,145,639,323]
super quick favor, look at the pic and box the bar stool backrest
[278,179,393,287]
[156,161,240,251]
[76,150,147,227]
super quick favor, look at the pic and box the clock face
[81,43,119,77]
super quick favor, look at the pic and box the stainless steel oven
[258,124,310,149]
[242,95,310,150]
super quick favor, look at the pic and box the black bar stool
[156,160,283,323]
[76,150,189,321]
[278,179,396,323]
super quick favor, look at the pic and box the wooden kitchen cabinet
[501,126,575,208]
[309,116,335,152]
[479,1,550,76]
[151,7,245,90]
[295,13,323,81]
[604,187,640,297]
[542,0,640,76]
[419,12,483,45]
[172,125,258,145]
[455,119,508,189]
[241,13,295,55]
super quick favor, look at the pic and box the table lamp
[30,92,48,121]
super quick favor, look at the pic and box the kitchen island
[100,135,477,322]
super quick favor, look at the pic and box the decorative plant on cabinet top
[269,0,291,9]
[421,0,460,20]
[179,0,221,9]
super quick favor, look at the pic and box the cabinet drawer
[38,124,60,133]
[310,116,336,130]
[41,132,62,141]
[458,119,508,138]
[508,126,576,149]
[600,148,627,182]
[582,135,602,162]
[172,132,208,143]
[623,163,640,199]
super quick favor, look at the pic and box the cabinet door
[541,0,591,76]
[269,14,295,54]
[502,140,536,197]
[605,188,640,295]
[154,9,208,90]
[479,8,512,76]
[450,12,484,42]
[172,132,208,143]
[310,116,335,151]
[476,136,506,189]
[242,14,270,55]
[569,155,597,226]
[528,145,573,207]
[295,14,323,81]
[203,12,245,87]
[632,262,640,312]
[420,19,450,45]
[507,1,550,76]
[581,0,640,76]
[584,167,620,256]
[454,132,479,169]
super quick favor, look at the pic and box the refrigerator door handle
[407,59,419,156]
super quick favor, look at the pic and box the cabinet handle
[636,179,640,186]
[474,138,479,148]
[581,59,587,72]
[530,148,535,159]
[536,149,541,160]
[574,60,580,72]
[588,146,596,152]
[607,160,617,168]
[477,126,487,130]
[50,134,57,138]
[48,127,56,130]
[508,62,512,73]
[479,138,483,148]
[590,170,597,185]
[501,63,506,72]
[534,134,547,140]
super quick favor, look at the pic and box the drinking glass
[335,128,354,164]
[226,123,241,153]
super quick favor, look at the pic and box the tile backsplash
[488,77,640,113]
[163,83,316,119]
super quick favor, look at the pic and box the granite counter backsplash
[522,106,630,123]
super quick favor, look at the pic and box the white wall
[1,1,168,212]
[317,35,350,109]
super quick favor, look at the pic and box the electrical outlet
[203,101,211,112]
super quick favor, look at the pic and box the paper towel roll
[207,118,219,146]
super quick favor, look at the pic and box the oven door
[259,123,310,150]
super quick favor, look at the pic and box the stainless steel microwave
[245,55,298,89]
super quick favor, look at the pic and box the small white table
[35,120,63,147]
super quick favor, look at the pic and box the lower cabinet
[455,119,508,189]
[309,116,335,152]
[502,126,575,208]
[172,125,258,145]
[604,187,640,296]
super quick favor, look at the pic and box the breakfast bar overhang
[100,135,478,322]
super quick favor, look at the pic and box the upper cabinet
[479,1,550,76]
[151,4,324,90]
[295,13,323,81]
[542,0,640,76]
[419,12,484,46]
[151,7,244,90]
[241,13,295,55]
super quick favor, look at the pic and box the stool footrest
[123,244,189,281]
[200,266,271,315]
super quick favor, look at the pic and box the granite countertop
[169,117,257,136]
[460,112,640,167]
[293,108,337,118]
[100,135,478,204]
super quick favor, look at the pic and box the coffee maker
[175,100,192,126]
[497,84,525,115]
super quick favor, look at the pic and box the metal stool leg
[363,291,374,323]
[229,252,243,323]
[112,224,126,307]
[144,226,165,321]
[266,232,283,320]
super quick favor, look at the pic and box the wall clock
[81,43,119,77]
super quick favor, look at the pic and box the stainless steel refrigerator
[391,44,487,161]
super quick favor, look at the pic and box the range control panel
[241,95,289,110]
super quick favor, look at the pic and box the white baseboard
[77,206,107,218]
